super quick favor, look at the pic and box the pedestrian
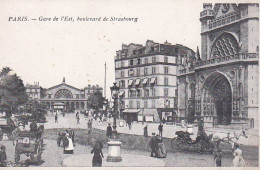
[55,113,58,123]
[124,115,128,127]
[106,123,112,139]
[30,121,38,132]
[76,114,80,124]
[149,133,158,158]
[68,128,75,143]
[158,123,163,137]
[213,148,222,167]
[63,133,74,154]
[0,145,7,167]
[144,125,148,137]
[233,143,245,167]
[88,119,92,134]
[157,137,167,158]
[142,116,146,125]
[163,117,166,124]
[91,140,104,167]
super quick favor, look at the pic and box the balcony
[178,53,259,76]
[207,12,240,31]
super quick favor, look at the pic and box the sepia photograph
[0,0,258,167]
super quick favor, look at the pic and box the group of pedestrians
[57,128,75,154]
[149,133,167,158]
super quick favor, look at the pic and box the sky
[0,0,203,98]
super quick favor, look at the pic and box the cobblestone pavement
[4,112,256,167]
[1,138,252,167]
[42,113,258,146]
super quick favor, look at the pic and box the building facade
[177,3,259,128]
[115,40,195,122]
[25,78,103,111]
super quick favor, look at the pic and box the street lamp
[106,82,122,162]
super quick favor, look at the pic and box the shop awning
[150,77,156,84]
[142,78,148,85]
[53,102,65,106]
[128,80,133,86]
[135,79,140,86]
[123,109,141,114]
[119,91,125,96]
[140,109,158,116]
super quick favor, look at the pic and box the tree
[0,67,28,117]
[87,91,105,110]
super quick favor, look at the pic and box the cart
[14,130,43,164]
[0,117,16,141]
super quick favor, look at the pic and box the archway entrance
[202,72,232,125]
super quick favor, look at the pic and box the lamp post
[106,82,122,162]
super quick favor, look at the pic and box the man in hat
[144,125,148,137]
[106,123,112,139]
[0,145,7,167]
[149,133,158,157]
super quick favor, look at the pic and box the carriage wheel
[15,151,20,164]
[171,137,185,152]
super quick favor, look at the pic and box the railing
[208,12,240,30]
[178,53,259,75]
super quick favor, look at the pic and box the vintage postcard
[0,0,258,168]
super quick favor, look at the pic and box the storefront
[137,109,156,122]
[157,108,177,123]
[122,109,140,122]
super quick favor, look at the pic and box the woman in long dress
[233,143,245,167]
[91,140,104,167]
[157,137,167,158]
[63,133,74,154]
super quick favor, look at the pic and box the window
[152,67,156,74]
[152,56,156,63]
[164,56,168,63]
[121,80,125,88]
[144,101,148,108]
[34,94,38,99]
[145,58,149,64]
[164,77,169,85]
[48,94,51,99]
[151,47,154,52]
[152,89,156,97]
[129,69,134,77]
[144,67,148,75]
[164,67,169,74]
[129,100,133,108]
[121,61,124,67]
[152,100,155,108]
[137,68,140,76]
[121,70,125,78]
[164,88,169,97]
[145,89,149,97]
[137,89,142,97]
[76,94,79,99]
[129,59,134,66]
[137,101,140,109]
[137,59,141,65]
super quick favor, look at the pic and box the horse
[211,128,248,152]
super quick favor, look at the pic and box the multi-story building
[25,82,43,102]
[25,78,103,111]
[115,40,195,122]
[177,3,259,128]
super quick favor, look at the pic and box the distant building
[25,78,103,111]
[177,3,259,128]
[115,40,195,122]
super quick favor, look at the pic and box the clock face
[222,4,230,14]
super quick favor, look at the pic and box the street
[0,112,258,167]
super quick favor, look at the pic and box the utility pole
[104,62,107,98]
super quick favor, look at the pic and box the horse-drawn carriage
[14,125,44,164]
[171,131,214,153]
[0,117,16,141]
